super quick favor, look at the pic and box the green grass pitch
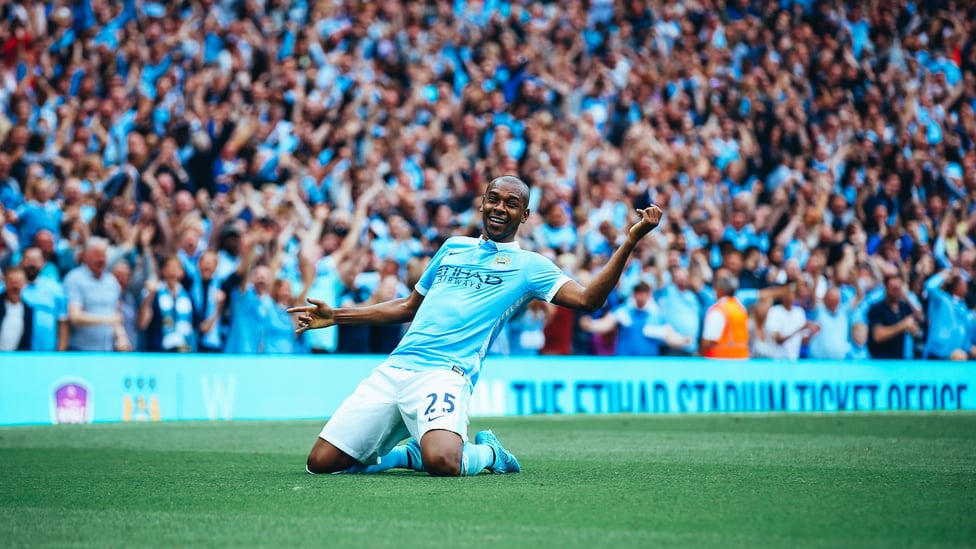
[1,414,974,548]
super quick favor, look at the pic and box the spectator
[0,152,22,211]
[654,266,703,356]
[738,246,768,290]
[368,270,408,354]
[15,175,61,250]
[867,275,920,359]
[112,261,141,352]
[535,201,577,254]
[301,187,379,354]
[31,229,75,281]
[508,299,549,356]
[723,209,761,251]
[221,231,274,354]
[63,237,128,351]
[0,265,31,350]
[189,250,226,353]
[264,278,303,354]
[764,281,819,361]
[371,215,424,269]
[335,251,376,354]
[19,247,68,351]
[922,270,975,359]
[700,269,750,359]
[175,223,205,284]
[138,256,198,353]
[581,281,656,356]
[808,287,858,360]
[0,202,16,269]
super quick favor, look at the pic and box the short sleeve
[63,272,84,307]
[701,306,726,341]
[525,254,572,302]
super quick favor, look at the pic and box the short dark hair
[487,175,530,207]
[883,274,902,288]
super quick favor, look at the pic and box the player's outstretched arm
[552,205,663,313]
[288,290,425,334]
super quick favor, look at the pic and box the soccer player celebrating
[289,176,663,476]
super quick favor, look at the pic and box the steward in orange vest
[701,271,749,359]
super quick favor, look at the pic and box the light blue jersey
[21,277,67,351]
[384,236,571,387]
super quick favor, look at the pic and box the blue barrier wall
[0,353,973,425]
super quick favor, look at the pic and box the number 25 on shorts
[424,392,456,422]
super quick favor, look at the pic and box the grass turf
[1,414,974,548]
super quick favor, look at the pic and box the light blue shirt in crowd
[612,300,662,356]
[263,303,298,354]
[655,284,702,353]
[722,225,762,251]
[808,303,853,359]
[21,277,67,351]
[386,236,570,387]
[223,287,273,354]
[536,223,577,253]
[16,200,62,249]
[63,265,121,351]
[923,273,973,359]
[304,255,342,352]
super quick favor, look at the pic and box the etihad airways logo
[434,265,503,289]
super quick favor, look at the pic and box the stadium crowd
[0,0,975,360]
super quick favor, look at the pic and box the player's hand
[628,205,664,243]
[287,297,335,334]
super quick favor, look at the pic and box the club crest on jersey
[494,255,511,267]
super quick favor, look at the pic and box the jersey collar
[480,235,521,251]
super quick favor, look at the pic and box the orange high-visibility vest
[703,297,750,359]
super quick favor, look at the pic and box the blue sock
[331,446,409,475]
[353,446,410,474]
[461,442,494,476]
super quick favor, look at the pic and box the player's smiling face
[481,180,529,243]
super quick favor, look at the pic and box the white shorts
[319,366,472,465]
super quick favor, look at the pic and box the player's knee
[423,451,461,477]
[306,451,334,474]
[306,439,357,474]
[420,430,463,476]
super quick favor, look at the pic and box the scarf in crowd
[192,277,222,349]
[158,284,195,352]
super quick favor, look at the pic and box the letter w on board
[200,375,236,420]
